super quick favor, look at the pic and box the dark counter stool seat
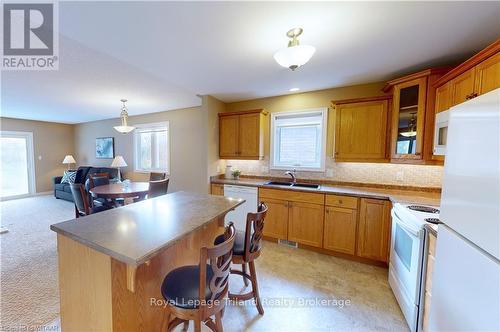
[161,223,235,332]
[215,202,268,315]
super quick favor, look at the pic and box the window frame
[133,121,170,174]
[270,108,328,172]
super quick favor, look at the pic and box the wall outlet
[396,170,404,182]
[260,166,269,173]
[38,155,42,160]
[216,165,221,173]
[326,168,334,178]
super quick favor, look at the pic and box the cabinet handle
[284,203,288,208]
[289,202,293,208]
[338,199,343,204]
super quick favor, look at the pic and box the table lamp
[111,155,127,182]
[62,155,76,170]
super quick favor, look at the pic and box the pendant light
[113,99,135,134]
[273,28,316,71]
[400,112,417,137]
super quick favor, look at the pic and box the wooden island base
[57,218,224,332]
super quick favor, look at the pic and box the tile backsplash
[221,157,443,188]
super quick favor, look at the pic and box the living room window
[270,109,327,171]
[134,122,170,173]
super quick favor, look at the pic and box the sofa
[53,166,119,202]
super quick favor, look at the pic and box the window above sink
[270,108,327,172]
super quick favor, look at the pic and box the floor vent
[278,239,298,248]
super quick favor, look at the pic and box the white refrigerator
[429,88,500,331]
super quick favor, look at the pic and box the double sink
[264,181,320,190]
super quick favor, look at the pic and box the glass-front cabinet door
[390,77,427,160]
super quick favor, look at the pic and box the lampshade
[62,155,76,164]
[400,131,417,137]
[111,155,127,167]
[273,44,316,71]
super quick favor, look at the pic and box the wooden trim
[434,39,500,87]
[331,95,392,105]
[382,67,451,92]
[218,109,268,117]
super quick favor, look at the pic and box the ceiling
[2,1,499,124]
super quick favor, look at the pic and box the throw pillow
[61,170,77,184]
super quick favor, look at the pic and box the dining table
[90,181,150,204]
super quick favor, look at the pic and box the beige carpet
[0,194,73,330]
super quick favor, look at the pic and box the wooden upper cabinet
[357,198,391,262]
[435,40,500,110]
[390,77,427,161]
[324,206,358,255]
[383,68,449,164]
[288,201,324,248]
[219,110,267,160]
[238,113,261,157]
[435,82,451,113]
[450,69,476,106]
[474,51,500,96]
[219,115,239,157]
[333,96,391,162]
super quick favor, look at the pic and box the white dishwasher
[223,185,258,232]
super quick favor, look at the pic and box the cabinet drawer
[325,194,358,209]
[259,188,324,205]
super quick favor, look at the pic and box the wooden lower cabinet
[357,198,392,262]
[423,231,437,332]
[288,201,324,248]
[210,184,224,196]
[323,206,358,255]
[258,187,392,265]
[262,198,289,240]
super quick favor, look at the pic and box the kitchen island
[50,191,243,332]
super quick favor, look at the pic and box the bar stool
[161,223,236,332]
[216,202,268,315]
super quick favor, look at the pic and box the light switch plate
[326,168,334,177]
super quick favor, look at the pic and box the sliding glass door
[0,131,35,199]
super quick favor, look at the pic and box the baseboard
[0,191,52,202]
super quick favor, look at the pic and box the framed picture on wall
[95,137,115,159]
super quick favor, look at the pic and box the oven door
[390,209,424,304]
[433,110,449,155]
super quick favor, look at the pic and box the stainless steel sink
[264,181,293,186]
[292,183,320,189]
[264,181,320,190]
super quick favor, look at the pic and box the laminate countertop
[212,178,441,206]
[50,191,244,266]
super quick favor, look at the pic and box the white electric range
[389,203,441,332]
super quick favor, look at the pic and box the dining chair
[150,172,166,181]
[161,223,235,332]
[70,183,112,218]
[215,202,268,315]
[148,178,170,198]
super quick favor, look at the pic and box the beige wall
[224,83,443,188]
[74,106,207,193]
[0,117,75,193]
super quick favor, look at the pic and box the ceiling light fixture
[289,87,300,92]
[113,99,135,134]
[274,28,315,71]
[400,112,417,137]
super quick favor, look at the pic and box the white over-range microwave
[433,110,449,155]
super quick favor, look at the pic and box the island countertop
[50,191,244,266]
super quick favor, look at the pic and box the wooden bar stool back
[222,202,268,315]
[161,223,236,332]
